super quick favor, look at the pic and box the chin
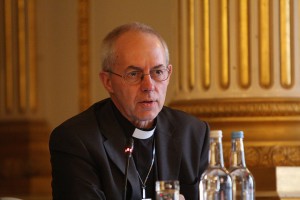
[138,112,158,122]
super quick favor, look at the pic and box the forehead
[115,30,161,46]
[114,31,166,62]
[114,31,166,70]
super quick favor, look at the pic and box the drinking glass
[156,180,179,200]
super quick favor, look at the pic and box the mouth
[139,100,157,107]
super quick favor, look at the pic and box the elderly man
[50,22,209,200]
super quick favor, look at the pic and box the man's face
[100,31,172,128]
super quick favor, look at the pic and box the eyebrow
[126,65,142,71]
[126,64,165,71]
[152,64,165,69]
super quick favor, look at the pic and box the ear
[167,64,173,84]
[168,64,173,76]
[99,71,114,93]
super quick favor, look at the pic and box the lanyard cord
[135,140,155,199]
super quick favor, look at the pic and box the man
[50,22,209,200]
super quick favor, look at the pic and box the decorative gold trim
[78,0,90,111]
[188,0,195,90]
[280,0,292,88]
[202,0,210,89]
[178,0,189,91]
[4,0,14,113]
[28,0,37,112]
[220,0,229,89]
[178,0,184,91]
[18,0,27,112]
[169,98,300,118]
[238,0,250,88]
[259,0,272,88]
[223,143,300,167]
[290,0,295,89]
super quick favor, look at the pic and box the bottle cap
[210,130,222,138]
[231,131,244,139]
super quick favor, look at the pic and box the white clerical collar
[132,127,156,139]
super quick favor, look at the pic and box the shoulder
[160,106,207,127]
[49,99,110,145]
[54,98,110,129]
[158,106,209,138]
[158,106,210,154]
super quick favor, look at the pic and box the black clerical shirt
[111,102,156,199]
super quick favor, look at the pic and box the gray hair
[101,22,170,72]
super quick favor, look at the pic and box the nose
[141,74,154,91]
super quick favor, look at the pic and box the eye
[126,71,141,78]
[153,69,164,75]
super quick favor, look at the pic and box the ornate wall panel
[0,0,37,115]
[175,0,300,99]
[0,0,51,197]
[174,0,300,198]
[238,0,250,88]
[219,0,230,89]
[78,0,90,111]
[280,0,293,88]
[259,0,272,88]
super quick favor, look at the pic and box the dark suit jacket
[50,98,209,200]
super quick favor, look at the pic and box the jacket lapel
[155,111,182,180]
[98,101,141,199]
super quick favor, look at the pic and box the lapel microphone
[123,138,134,200]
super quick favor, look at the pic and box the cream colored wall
[36,0,79,129]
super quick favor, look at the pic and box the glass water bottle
[229,131,255,200]
[200,130,232,200]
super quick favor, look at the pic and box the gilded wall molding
[223,143,300,167]
[280,0,293,88]
[169,98,300,118]
[238,0,250,88]
[170,97,300,168]
[201,0,210,90]
[219,0,229,89]
[259,0,272,88]
[18,0,27,112]
[175,0,299,102]
[188,0,195,90]
[4,0,14,113]
[177,0,186,91]
[28,0,37,112]
[2,0,37,114]
[78,0,90,111]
